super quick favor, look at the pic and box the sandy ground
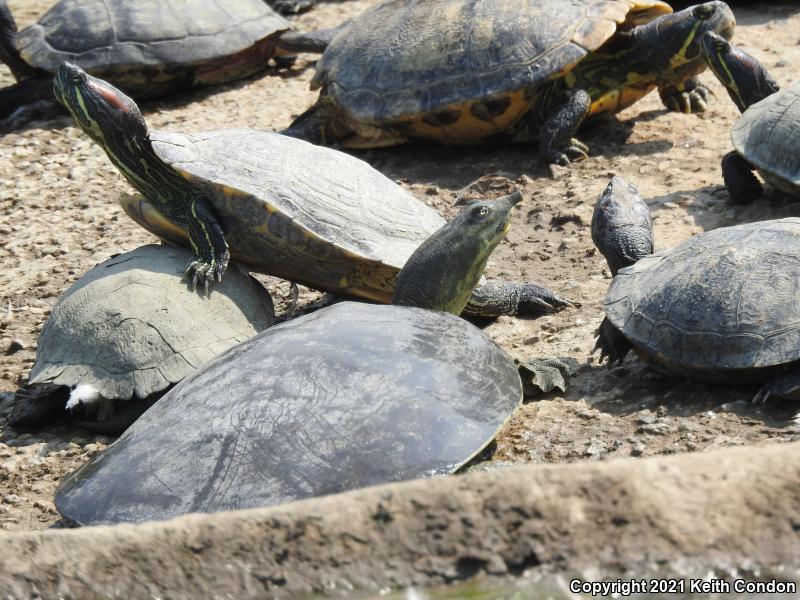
[2,0,800,533]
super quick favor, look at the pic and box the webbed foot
[660,77,712,113]
[548,138,590,166]
[753,372,800,404]
[594,317,632,367]
[465,281,576,318]
[517,357,578,394]
[185,254,228,295]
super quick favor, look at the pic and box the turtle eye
[693,4,714,20]
[68,70,86,84]
[478,206,489,216]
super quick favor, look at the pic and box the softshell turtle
[55,194,525,525]
[0,0,293,120]
[11,244,275,431]
[593,177,800,402]
[53,63,572,317]
[700,32,797,203]
[284,0,735,164]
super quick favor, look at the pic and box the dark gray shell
[604,218,800,371]
[732,81,800,193]
[55,302,522,525]
[16,0,288,73]
[29,244,274,401]
[312,0,671,121]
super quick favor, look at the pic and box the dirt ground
[2,0,800,534]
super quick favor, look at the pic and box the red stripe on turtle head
[88,80,132,114]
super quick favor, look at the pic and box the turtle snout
[701,2,736,41]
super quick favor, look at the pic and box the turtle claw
[185,258,216,295]
[547,140,589,167]
[662,82,712,114]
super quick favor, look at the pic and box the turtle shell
[312,0,672,123]
[54,302,522,525]
[16,0,289,95]
[604,218,800,373]
[732,81,800,194]
[136,129,445,301]
[29,244,275,401]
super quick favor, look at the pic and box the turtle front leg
[753,371,800,404]
[185,197,230,294]
[659,76,711,113]
[722,151,762,204]
[594,317,632,367]
[538,90,591,166]
[282,99,350,146]
[464,281,576,318]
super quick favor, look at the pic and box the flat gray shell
[732,81,800,188]
[604,218,800,370]
[17,0,288,72]
[151,130,445,271]
[313,0,658,121]
[29,244,275,400]
[55,302,522,525]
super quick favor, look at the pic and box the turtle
[53,63,573,318]
[699,31,796,204]
[54,194,526,526]
[283,0,736,165]
[10,244,275,433]
[593,177,800,403]
[0,0,296,121]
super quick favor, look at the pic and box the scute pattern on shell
[29,244,275,400]
[732,81,800,188]
[55,302,522,525]
[17,0,289,72]
[151,129,446,269]
[605,218,800,370]
[313,0,671,122]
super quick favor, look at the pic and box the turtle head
[591,176,653,276]
[54,63,148,148]
[393,191,522,315]
[641,2,735,81]
[700,32,780,113]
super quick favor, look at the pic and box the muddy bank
[2,441,799,599]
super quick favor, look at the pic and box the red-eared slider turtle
[54,195,525,525]
[593,179,800,402]
[700,32,796,204]
[10,244,275,432]
[0,0,293,120]
[53,63,572,317]
[284,0,735,164]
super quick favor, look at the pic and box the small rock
[6,339,25,355]
[630,444,645,457]
[2,494,25,505]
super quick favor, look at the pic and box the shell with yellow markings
[308,0,673,145]
[123,130,447,303]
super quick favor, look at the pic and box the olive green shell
[604,219,800,375]
[16,0,289,95]
[732,81,800,196]
[312,0,671,122]
[136,129,445,300]
[29,244,275,401]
